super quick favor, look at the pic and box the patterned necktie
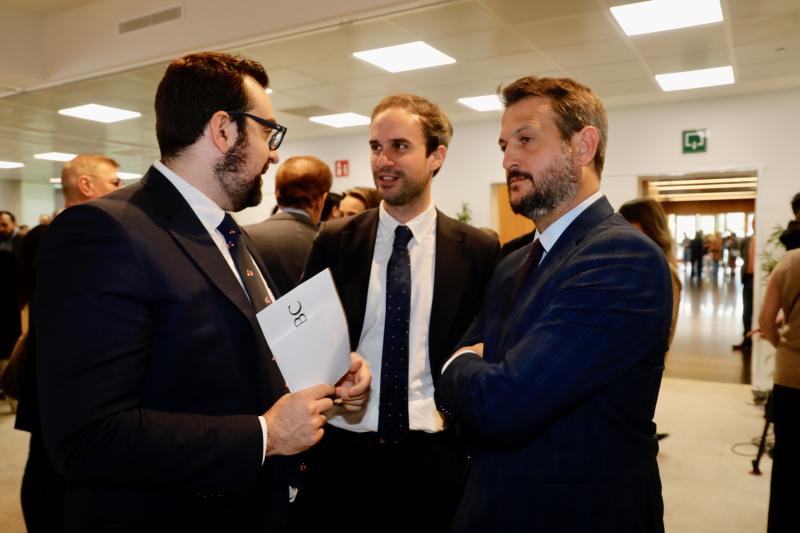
[511,238,544,307]
[217,213,272,312]
[378,225,414,444]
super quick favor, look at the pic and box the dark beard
[214,131,264,212]
[508,148,580,220]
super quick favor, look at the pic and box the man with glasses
[34,52,369,532]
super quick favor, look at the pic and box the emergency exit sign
[682,129,708,154]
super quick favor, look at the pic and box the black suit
[35,167,291,533]
[300,207,500,531]
[244,210,318,294]
[436,197,671,532]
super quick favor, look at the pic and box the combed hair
[275,156,333,209]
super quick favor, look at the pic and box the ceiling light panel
[309,113,370,128]
[0,161,24,169]
[655,66,734,91]
[34,152,77,162]
[118,172,143,180]
[353,41,455,73]
[58,103,141,123]
[457,95,503,112]
[610,0,723,37]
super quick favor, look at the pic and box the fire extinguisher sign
[334,160,349,177]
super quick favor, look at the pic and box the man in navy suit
[34,52,369,533]
[435,76,671,532]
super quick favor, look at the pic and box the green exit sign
[682,129,708,153]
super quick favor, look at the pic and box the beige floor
[0,376,771,532]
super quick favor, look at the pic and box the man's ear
[208,111,237,154]
[428,144,447,174]
[571,126,599,168]
[76,175,93,198]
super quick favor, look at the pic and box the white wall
[249,85,800,389]
[20,182,56,227]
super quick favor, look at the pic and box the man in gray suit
[245,156,332,294]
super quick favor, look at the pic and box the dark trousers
[21,430,64,532]
[742,273,754,346]
[768,384,800,533]
[291,425,465,532]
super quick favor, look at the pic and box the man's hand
[335,352,371,412]
[263,384,335,457]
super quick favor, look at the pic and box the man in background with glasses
[34,51,369,533]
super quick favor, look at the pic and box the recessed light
[58,103,141,123]
[458,95,503,112]
[353,41,456,73]
[655,66,734,91]
[118,172,142,180]
[48,178,61,184]
[0,161,24,169]
[34,152,77,162]
[309,113,370,128]
[266,88,274,94]
[610,0,723,36]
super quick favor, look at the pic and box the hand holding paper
[335,352,371,412]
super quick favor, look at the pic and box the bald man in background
[14,154,122,533]
[245,156,332,294]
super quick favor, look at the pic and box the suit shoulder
[437,211,499,252]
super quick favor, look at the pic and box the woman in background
[619,198,682,347]
[338,187,380,217]
[758,248,800,533]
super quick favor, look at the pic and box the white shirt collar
[377,200,437,245]
[534,190,604,253]
[154,160,227,234]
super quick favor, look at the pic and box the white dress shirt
[441,190,604,374]
[154,160,272,461]
[328,200,445,433]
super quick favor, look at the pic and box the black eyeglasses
[226,111,287,150]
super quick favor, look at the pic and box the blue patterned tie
[378,225,414,444]
[218,213,272,312]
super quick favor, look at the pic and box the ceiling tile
[431,28,533,62]
[396,63,485,88]
[335,75,420,97]
[567,60,651,85]
[465,50,561,79]
[485,0,603,25]
[730,10,800,47]
[736,56,800,82]
[292,56,382,83]
[389,2,504,40]
[627,24,729,59]
[545,39,637,69]
[726,0,800,20]
[267,68,324,91]
[514,11,622,50]
[733,37,800,65]
[645,48,733,74]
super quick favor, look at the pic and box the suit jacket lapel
[429,211,469,370]
[339,210,379,349]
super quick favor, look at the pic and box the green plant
[456,201,472,225]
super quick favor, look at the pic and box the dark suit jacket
[435,197,671,533]
[34,167,291,533]
[304,208,500,382]
[245,210,318,295]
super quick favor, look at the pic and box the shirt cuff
[440,348,479,375]
[259,415,267,465]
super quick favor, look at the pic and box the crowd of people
[0,49,797,533]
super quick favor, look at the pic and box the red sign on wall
[334,159,349,177]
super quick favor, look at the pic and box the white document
[256,268,350,391]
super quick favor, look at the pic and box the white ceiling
[0,0,97,16]
[2,0,800,183]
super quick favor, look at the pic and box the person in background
[338,186,380,217]
[734,221,756,352]
[245,156,332,294]
[758,247,800,533]
[690,230,705,281]
[320,190,343,221]
[779,192,800,250]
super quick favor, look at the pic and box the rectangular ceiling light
[655,66,734,91]
[34,152,77,162]
[610,0,723,36]
[0,161,24,169]
[118,172,142,180]
[458,95,503,112]
[58,103,141,123]
[309,113,370,128]
[353,41,455,73]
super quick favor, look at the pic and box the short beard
[373,169,431,207]
[214,129,264,212]
[508,145,580,221]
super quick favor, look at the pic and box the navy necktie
[511,238,544,307]
[378,225,414,444]
[218,213,272,312]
